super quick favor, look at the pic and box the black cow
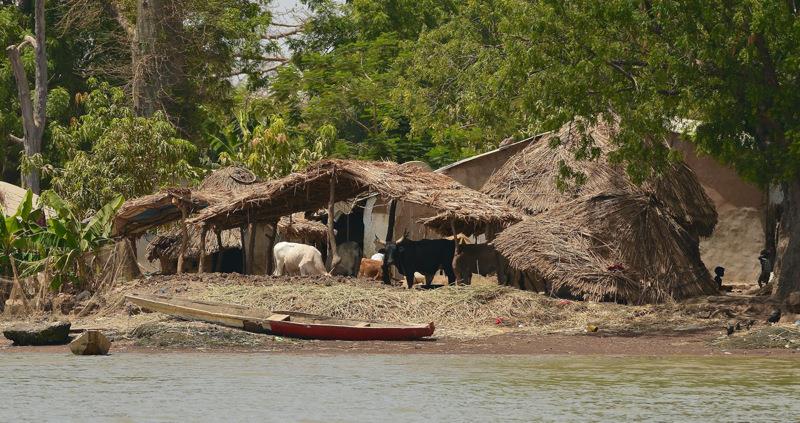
[382,238,456,288]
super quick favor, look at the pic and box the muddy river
[1,353,798,422]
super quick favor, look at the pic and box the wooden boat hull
[70,330,111,355]
[267,318,435,341]
[125,294,272,333]
[126,294,436,341]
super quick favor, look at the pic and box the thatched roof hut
[112,167,258,237]
[189,159,523,236]
[147,214,327,262]
[493,192,718,303]
[482,122,717,237]
[485,121,719,303]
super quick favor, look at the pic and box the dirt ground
[1,273,798,356]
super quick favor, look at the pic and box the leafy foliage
[48,80,199,215]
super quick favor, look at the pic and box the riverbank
[1,273,798,356]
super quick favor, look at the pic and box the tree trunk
[6,0,46,193]
[774,178,800,301]
[327,169,340,272]
[132,0,171,116]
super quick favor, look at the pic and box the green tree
[48,80,198,215]
[266,0,463,167]
[400,0,800,299]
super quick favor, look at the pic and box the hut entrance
[334,207,364,249]
[212,248,244,274]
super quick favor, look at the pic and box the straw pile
[277,214,328,243]
[190,159,523,236]
[494,192,718,304]
[104,274,724,339]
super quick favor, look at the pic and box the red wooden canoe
[267,311,435,341]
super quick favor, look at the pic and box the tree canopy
[3,0,800,298]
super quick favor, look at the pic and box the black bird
[767,309,781,324]
[726,323,735,336]
[744,319,756,330]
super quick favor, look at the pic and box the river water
[1,353,798,422]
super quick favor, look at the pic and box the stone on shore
[3,321,71,346]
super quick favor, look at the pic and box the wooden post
[176,204,188,274]
[327,168,340,271]
[247,222,256,274]
[215,229,224,272]
[385,199,397,243]
[198,227,207,274]
[265,219,277,275]
[239,226,247,274]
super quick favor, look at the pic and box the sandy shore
[2,326,798,357]
[2,273,798,356]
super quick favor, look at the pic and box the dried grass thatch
[277,214,328,243]
[482,121,717,237]
[147,214,328,262]
[189,159,523,236]
[113,167,259,237]
[146,227,242,262]
[493,192,718,304]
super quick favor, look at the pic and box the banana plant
[0,191,45,309]
[24,191,123,289]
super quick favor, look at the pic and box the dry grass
[494,192,718,304]
[91,274,723,339]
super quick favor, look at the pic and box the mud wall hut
[667,136,767,283]
[483,121,720,303]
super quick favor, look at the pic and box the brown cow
[453,244,499,285]
[358,258,383,280]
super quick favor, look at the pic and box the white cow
[273,242,328,276]
[331,241,362,276]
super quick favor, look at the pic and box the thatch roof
[482,122,717,237]
[147,214,327,261]
[278,214,328,242]
[189,159,523,236]
[493,192,718,304]
[112,167,258,237]
[147,226,241,262]
[112,189,222,237]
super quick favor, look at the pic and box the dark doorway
[334,207,365,249]
[215,248,244,273]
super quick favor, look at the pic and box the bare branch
[270,21,304,28]
[104,0,135,39]
[8,134,24,145]
[263,27,303,40]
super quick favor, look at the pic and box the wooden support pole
[198,227,207,274]
[265,219,277,275]
[215,229,224,272]
[247,222,256,275]
[239,226,247,274]
[177,204,188,274]
[327,168,340,272]
[385,199,397,243]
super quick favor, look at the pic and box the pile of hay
[713,325,800,350]
[104,274,719,338]
[494,192,718,303]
